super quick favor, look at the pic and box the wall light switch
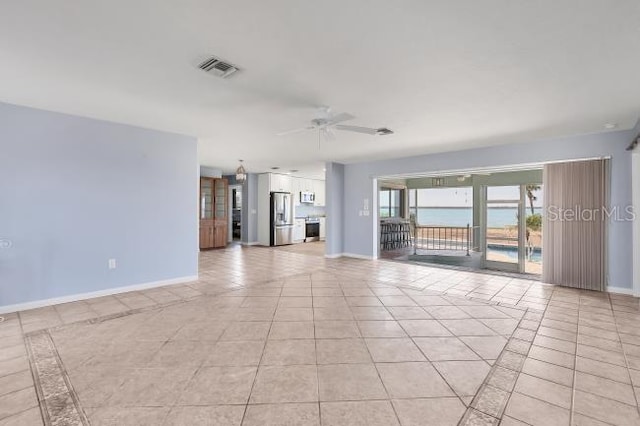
[108,259,117,269]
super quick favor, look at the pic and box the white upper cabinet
[269,173,292,193]
[291,178,301,206]
[313,179,326,206]
[268,174,324,205]
[299,178,313,192]
[281,175,293,193]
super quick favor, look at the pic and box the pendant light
[235,160,247,184]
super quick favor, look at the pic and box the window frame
[379,187,405,218]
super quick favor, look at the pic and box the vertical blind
[542,159,608,291]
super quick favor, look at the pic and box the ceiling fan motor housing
[311,118,329,127]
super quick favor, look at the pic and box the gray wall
[200,166,222,178]
[325,162,345,255]
[0,102,199,308]
[241,173,259,244]
[336,129,635,289]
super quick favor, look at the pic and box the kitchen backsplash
[295,204,325,218]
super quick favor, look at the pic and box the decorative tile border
[25,331,89,426]
[21,290,239,425]
[19,263,546,426]
[459,308,544,425]
[459,408,500,426]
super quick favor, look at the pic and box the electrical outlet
[108,258,117,269]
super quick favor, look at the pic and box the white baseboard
[325,252,377,260]
[324,253,343,259]
[606,286,636,296]
[242,241,261,246]
[344,252,378,260]
[0,275,199,315]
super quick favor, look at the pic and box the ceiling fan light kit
[235,160,247,184]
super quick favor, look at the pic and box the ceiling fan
[277,107,393,145]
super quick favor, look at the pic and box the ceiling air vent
[198,56,239,78]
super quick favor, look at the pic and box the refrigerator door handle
[284,194,289,223]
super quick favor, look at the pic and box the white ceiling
[1,1,639,178]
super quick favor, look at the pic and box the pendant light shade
[235,160,247,184]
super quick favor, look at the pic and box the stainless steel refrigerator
[270,192,294,246]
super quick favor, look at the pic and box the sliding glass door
[483,186,526,273]
[524,184,543,274]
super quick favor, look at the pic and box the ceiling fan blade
[334,124,378,135]
[276,126,315,136]
[328,112,355,124]
[323,128,336,141]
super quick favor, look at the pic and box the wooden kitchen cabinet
[199,177,228,249]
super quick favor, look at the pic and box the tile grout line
[457,304,546,425]
[394,292,499,406]
[351,265,538,425]
[400,283,531,368]
[608,293,640,418]
[568,294,581,426]
[156,301,233,426]
[350,286,405,426]
[311,274,323,426]
[8,250,640,425]
[1,312,43,424]
[238,282,282,425]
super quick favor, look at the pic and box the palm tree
[526,184,541,214]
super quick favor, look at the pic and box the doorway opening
[229,186,242,242]
[481,184,543,274]
[408,186,480,268]
[377,169,543,276]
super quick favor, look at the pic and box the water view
[403,207,543,228]
[380,185,543,273]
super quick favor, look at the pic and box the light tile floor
[0,243,639,425]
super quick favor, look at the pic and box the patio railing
[414,224,475,256]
